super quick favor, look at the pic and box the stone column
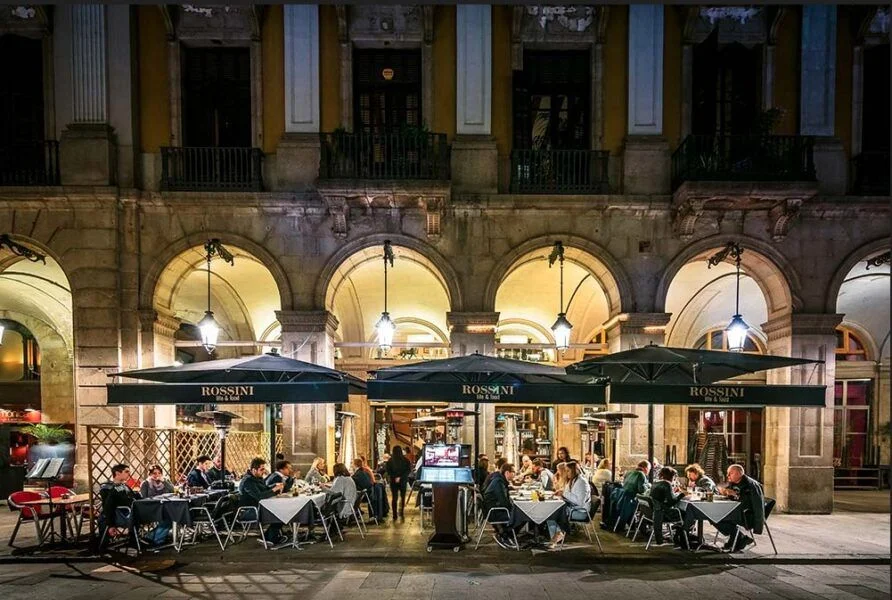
[106,6,136,187]
[800,6,846,194]
[58,5,117,186]
[452,5,498,194]
[603,313,671,471]
[762,313,841,514]
[447,312,499,458]
[623,5,669,194]
[137,309,181,429]
[274,5,321,190]
[277,310,339,474]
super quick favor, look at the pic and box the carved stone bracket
[446,311,500,335]
[325,196,349,239]
[768,198,803,242]
[138,308,181,339]
[672,198,706,241]
[0,4,51,37]
[422,196,443,240]
[511,5,605,70]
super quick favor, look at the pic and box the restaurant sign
[609,383,826,407]
[367,380,606,404]
[106,381,349,405]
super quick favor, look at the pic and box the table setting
[258,491,328,550]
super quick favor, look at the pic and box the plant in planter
[22,423,75,484]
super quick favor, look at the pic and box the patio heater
[337,411,358,467]
[196,410,241,485]
[588,411,639,481]
[500,413,521,466]
[432,406,478,445]
[574,416,602,465]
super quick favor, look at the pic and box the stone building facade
[0,5,888,513]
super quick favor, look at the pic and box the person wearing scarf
[140,465,175,498]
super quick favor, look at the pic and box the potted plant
[22,423,75,485]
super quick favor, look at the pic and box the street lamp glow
[198,310,220,354]
[551,312,573,352]
[725,314,749,353]
[0,322,4,345]
[376,311,395,353]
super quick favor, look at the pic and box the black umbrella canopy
[371,353,592,383]
[566,344,823,384]
[111,352,367,394]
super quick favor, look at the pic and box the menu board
[423,444,461,467]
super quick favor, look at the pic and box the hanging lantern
[376,311,395,353]
[551,313,573,352]
[198,310,220,354]
[725,314,749,353]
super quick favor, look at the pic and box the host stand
[418,443,474,553]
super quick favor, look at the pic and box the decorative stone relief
[349,5,424,43]
[689,6,766,47]
[768,198,802,242]
[511,6,605,71]
[176,4,258,41]
[0,4,48,36]
[10,5,34,19]
[422,197,443,240]
[326,197,349,239]
[672,198,706,241]
[869,8,889,34]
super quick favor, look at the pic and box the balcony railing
[319,131,449,180]
[510,149,609,194]
[160,146,263,191]
[852,151,890,196]
[671,135,816,190]
[0,140,60,186]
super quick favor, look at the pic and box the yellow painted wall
[138,6,169,153]
[835,6,853,159]
[663,6,682,149]
[774,7,800,135]
[491,5,512,159]
[261,6,284,154]
[603,6,628,156]
[432,6,456,140]
[319,6,341,132]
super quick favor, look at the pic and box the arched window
[694,328,762,353]
[835,327,869,361]
[0,320,40,382]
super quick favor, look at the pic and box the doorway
[181,46,252,147]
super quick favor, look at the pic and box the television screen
[423,444,461,467]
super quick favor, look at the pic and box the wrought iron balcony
[319,131,450,180]
[671,135,816,190]
[852,151,890,196]
[0,140,60,186]
[510,149,609,194]
[160,146,264,191]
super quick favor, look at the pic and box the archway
[833,247,890,473]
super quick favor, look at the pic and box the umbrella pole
[611,429,618,481]
[220,435,227,483]
[647,404,654,482]
[474,403,480,472]
[267,404,277,465]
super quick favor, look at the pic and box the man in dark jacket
[186,455,213,489]
[239,457,285,544]
[648,467,685,546]
[99,463,141,545]
[482,462,518,549]
[207,455,236,484]
[717,464,765,551]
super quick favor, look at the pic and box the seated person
[329,463,358,520]
[684,463,717,493]
[648,466,685,547]
[305,457,328,485]
[207,455,236,484]
[140,464,174,498]
[622,460,651,495]
[375,453,390,478]
[265,459,295,494]
[99,464,156,546]
[472,456,490,490]
[351,458,373,491]
[239,457,286,545]
[517,455,534,482]
[482,462,519,550]
[482,457,507,492]
[717,464,765,552]
[547,461,590,547]
[531,458,555,491]
[186,455,214,489]
[591,458,613,495]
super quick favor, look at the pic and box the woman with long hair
[330,462,358,519]
[385,445,411,520]
[305,457,327,485]
[553,461,569,491]
[549,461,591,547]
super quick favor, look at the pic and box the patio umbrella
[368,353,607,468]
[567,343,823,475]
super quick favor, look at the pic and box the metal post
[647,404,654,482]
[267,404,277,465]
[474,402,480,471]
[611,427,618,481]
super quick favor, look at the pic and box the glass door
[833,380,872,468]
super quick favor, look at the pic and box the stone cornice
[762,313,844,339]
[138,308,181,338]
[446,311,500,333]
[276,310,339,335]
[602,312,672,335]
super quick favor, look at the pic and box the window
[862,44,890,154]
[688,408,762,471]
[836,327,869,361]
[354,49,422,134]
[182,47,252,147]
[0,321,40,382]
[694,328,762,353]
[0,35,44,146]
[581,329,610,359]
[833,381,872,468]
[513,51,590,151]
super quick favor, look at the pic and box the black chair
[188,493,235,551]
[98,506,142,554]
[313,492,344,548]
[224,505,267,549]
[474,507,517,550]
[560,494,603,552]
[735,497,778,554]
[631,495,688,550]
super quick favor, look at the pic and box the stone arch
[315,233,463,312]
[825,237,890,313]
[497,318,556,345]
[655,234,801,319]
[140,231,293,312]
[838,320,880,362]
[483,234,634,316]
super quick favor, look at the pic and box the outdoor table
[132,493,216,550]
[258,493,327,550]
[678,498,743,551]
[18,493,90,544]
[509,497,566,548]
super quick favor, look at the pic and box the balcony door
[354,48,422,134]
[862,45,890,154]
[182,47,251,148]
[512,51,590,151]
[0,35,44,146]
[692,31,762,137]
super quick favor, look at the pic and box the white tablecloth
[513,500,565,525]
[678,499,741,527]
[259,493,326,524]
